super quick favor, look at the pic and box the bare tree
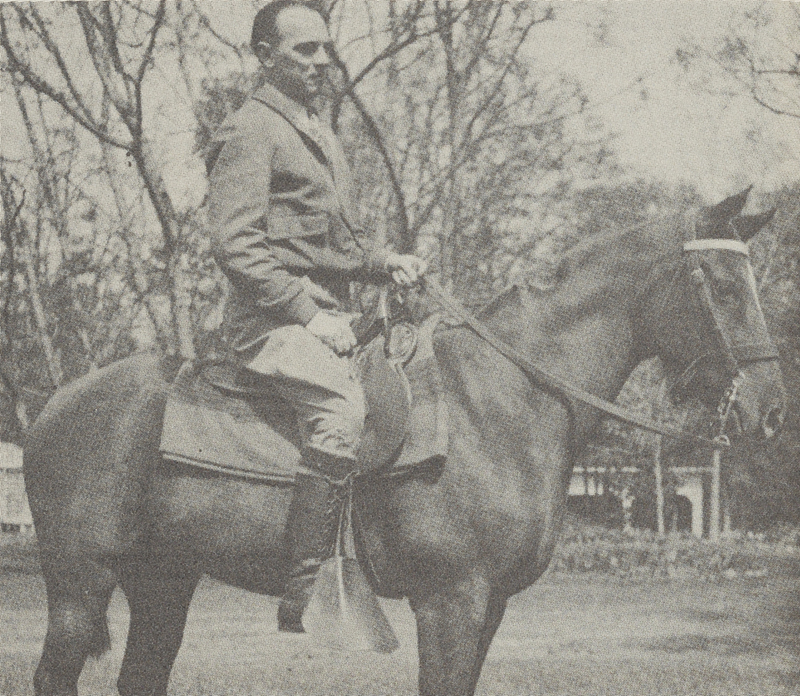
[676,3,800,121]
[321,0,614,302]
[1,0,617,392]
[0,0,197,358]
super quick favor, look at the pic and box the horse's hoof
[277,600,306,633]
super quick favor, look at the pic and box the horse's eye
[700,262,738,301]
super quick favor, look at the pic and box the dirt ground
[2,566,799,696]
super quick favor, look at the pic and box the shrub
[552,517,800,578]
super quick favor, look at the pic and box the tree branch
[74,3,136,125]
[134,0,166,137]
[0,11,130,150]
[332,0,473,119]
[20,4,98,126]
[328,49,412,251]
[0,171,24,358]
[98,2,135,90]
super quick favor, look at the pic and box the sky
[526,1,800,201]
[2,1,799,210]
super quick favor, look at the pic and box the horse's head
[644,187,785,439]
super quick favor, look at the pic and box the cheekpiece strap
[683,239,750,255]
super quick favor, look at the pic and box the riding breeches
[245,325,366,461]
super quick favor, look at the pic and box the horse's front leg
[411,573,507,696]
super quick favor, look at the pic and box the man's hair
[250,1,326,50]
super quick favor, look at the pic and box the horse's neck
[481,240,654,406]
[484,297,636,407]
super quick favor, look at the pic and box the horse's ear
[735,208,777,242]
[710,185,753,223]
[697,186,754,238]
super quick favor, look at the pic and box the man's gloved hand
[385,253,428,286]
[306,311,358,355]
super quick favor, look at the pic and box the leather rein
[421,237,778,450]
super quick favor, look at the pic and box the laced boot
[278,453,356,633]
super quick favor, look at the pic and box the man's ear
[254,41,273,66]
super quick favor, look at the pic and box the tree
[0,0,197,358]
[676,6,800,526]
[727,184,800,527]
[677,3,800,121]
[325,0,615,303]
[1,0,617,432]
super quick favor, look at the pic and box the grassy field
[2,560,798,696]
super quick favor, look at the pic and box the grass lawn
[2,559,798,696]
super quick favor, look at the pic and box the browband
[683,239,750,255]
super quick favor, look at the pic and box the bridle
[665,233,779,435]
[420,230,778,449]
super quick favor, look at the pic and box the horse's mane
[481,209,693,332]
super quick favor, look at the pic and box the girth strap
[422,278,727,449]
[733,342,780,363]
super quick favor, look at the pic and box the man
[206,0,426,632]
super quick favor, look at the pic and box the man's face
[261,5,332,107]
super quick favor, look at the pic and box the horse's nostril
[762,406,783,438]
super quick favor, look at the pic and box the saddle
[159,315,450,483]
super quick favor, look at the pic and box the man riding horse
[206,0,427,632]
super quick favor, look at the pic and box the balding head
[251,1,332,107]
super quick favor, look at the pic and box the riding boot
[278,453,356,633]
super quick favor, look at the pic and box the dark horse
[25,189,784,696]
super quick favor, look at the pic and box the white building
[0,441,33,532]
[569,464,706,538]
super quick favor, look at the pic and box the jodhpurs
[245,325,366,461]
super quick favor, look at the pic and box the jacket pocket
[262,213,329,240]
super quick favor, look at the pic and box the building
[0,441,33,533]
[569,464,710,538]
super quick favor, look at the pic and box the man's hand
[306,311,358,355]
[385,253,428,286]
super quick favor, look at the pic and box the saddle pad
[159,316,450,482]
[160,364,303,482]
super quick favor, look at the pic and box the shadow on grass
[646,633,787,657]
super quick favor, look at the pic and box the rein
[421,277,728,449]
[421,233,778,448]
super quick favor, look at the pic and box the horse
[23,188,785,696]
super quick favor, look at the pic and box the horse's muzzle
[761,403,784,439]
[733,360,786,440]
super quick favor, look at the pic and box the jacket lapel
[250,83,357,229]
[251,83,333,163]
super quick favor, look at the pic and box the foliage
[674,5,800,525]
[4,517,799,579]
[2,0,796,541]
[552,518,800,578]
[721,184,800,527]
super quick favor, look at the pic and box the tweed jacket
[207,82,389,355]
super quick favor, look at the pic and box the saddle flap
[355,334,411,471]
[160,362,303,481]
